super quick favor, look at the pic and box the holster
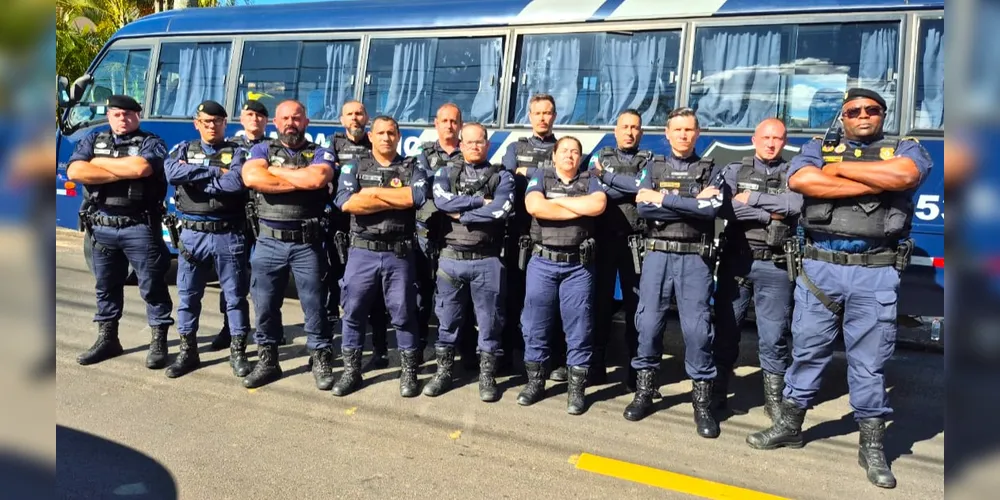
[517,235,532,271]
[163,213,181,250]
[783,238,802,283]
[627,233,645,274]
[245,201,259,238]
[579,238,596,266]
[895,238,914,272]
[334,231,349,265]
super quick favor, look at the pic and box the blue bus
[55,0,944,330]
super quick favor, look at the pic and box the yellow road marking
[449,430,462,440]
[345,407,358,416]
[246,388,257,394]
[572,453,790,500]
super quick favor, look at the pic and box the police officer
[425,123,515,401]
[589,109,654,391]
[333,115,429,398]
[67,95,174,368]
[240,99,337,390]
[747,88,931,489]
[162,100,251,379]
[211,99,270,351]
[501,93,560,378]
[518,136,606,415]
[625,108,723,439]
[415,103,478,370]
[712,118,801,418]
[328,100,392,370]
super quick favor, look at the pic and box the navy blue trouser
[176,228,250,338]
[339,247,419,351]
[434,256,505,355]
[250,235,330,349]
[784,259,900,420]
[633,251,716,380]
[91,223,173,326]
[713,252,793,375]
[520,256,594,368]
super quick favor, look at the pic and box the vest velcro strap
[802,245,897,267]
[440,247,499,261]
[645,238,704,254]
[532,244,580,263]
[180,219,243,233]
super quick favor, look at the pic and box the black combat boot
[746,399,806,450]
[229,334,251,377]
[858,418,896,488]
[712,368,731,411]
[422,346,455,397]
[627,366,663,399]
[77,320,124,365]
[517,361,546,406]
[165,334,200,378]
[243,343,282,388]
[332,347,363,397]
[762,371,785,424]
[479,352,499,403]
[209,324,231,351]
[623,369,657,421]
[399,349,421,398]
[549,365,568,382]
[566,366,589,415]
[145,325,169,369]
[310,347,335,391]
[692,380,721,439]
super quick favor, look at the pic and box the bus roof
[116,0,944,38]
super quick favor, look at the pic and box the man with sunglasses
[746,88,932,490]
[162,100,251,379]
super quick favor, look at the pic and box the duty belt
[645,238,703,255]
[88,214,146,228]
[802,245,896,268]
[440,247,499,261]
[748,247,780,261]
[258,222,323,244]
[180,218,244,233]
[351,237,412,254]
[532,244,580,264]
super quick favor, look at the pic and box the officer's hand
[482,198,492,205]
[219,168,229,175]
[516,167,528,177]
[696,186,721,199]
[448,212,461,220]
[822,164,840,177]
[593,159,603,175]
[770,212,785,220]
[733,191,751,204]
[636,188,664,205]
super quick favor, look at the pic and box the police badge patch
[879,147,895,160]
[390,178,403,188]
[854,149,863,158]
[834,144,847,154]
[127,146,140,156]
[221,153,233,165]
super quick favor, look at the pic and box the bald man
[712,118,801,421]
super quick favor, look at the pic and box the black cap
[842,88,887,110]
[241,100,269,118]
[196,100,227,118]
[106,94,142,112]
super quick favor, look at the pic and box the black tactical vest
[350,156,417,241]
[511,137,556,230]
[331,133,372,165]
[174,140,246,217]
[645,156,715,242]
[801,138,911,240]
[530,166,595,247]
[415,141,459,227]
[596,146,652,234]
[441,162,505,250]
[227,135,267,160]
[732,156,795,248]
[88,131,166,213]
[255,141,328,221]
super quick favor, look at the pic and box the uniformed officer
[414,103,478,371]
[425,123,515,401]
[625,107,723,439]
[240,99,337,390]
[746,88,931,489]
[501,93,561,378]
[589,109,653,391]
[67,95,174,368]
[332,115,429,398]
[518,136,606,415]
[162,100,251,379]
[712,118,801,418]
[211,99,270,351]
[328,100,392,370]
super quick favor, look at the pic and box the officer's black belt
[258,224,321,244]
[88,214,146,228]
[180,218,243,233]
[748,247,779,261]
[350,237,412,253]
[802,245,896,268]
[645,238,703,255]
[532,244,580,264]
[440,247,499,261]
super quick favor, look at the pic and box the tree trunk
[172,0,197,9]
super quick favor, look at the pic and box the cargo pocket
[875,290,897,323]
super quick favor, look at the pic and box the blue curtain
[693,27,783,128]
[917,25,944,129]
[859,26,899,131]
[595,32,678,126]
[319,42,358,120]
[469,38,503,123]
[380,39,437,123]
[514,35,581,124]
[164,44,230,117]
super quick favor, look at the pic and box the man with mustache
[240,99,337,390]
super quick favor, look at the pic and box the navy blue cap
[241,100,269,118]
[106,95,142,112]
[843,88,887,110]
[196,100,227,118]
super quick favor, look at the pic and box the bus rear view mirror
[69,74,93,105]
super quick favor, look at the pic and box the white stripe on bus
[607,0,727,20]
[56,189,67,195]
[512,0,607,24]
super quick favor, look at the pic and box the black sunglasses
[842,105,884,119]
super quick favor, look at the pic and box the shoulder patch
[323,151,335,161]
[527,178,539,188]
[341,164,352,175]
[900,136,920,143]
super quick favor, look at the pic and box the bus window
[689,21,901,132]
[510,30,681,127]
[151,42,231,118]
[66,48,150,129]
[914,18,944,130]
[236,40,359,120]
[362,36,504,125]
